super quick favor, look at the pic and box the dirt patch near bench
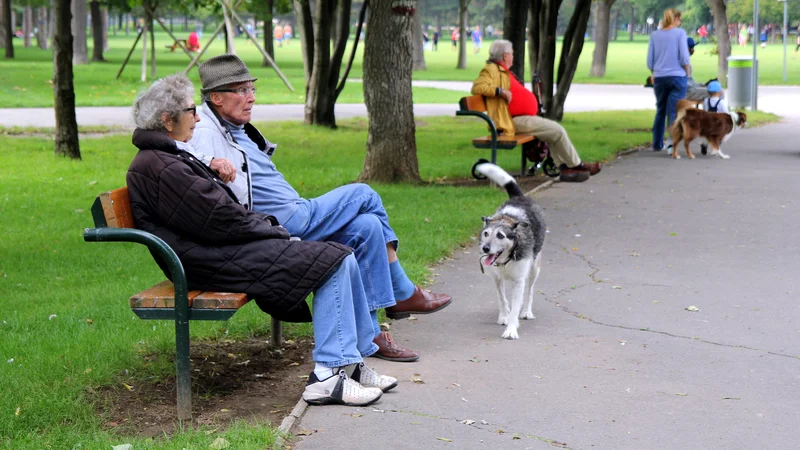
[92,337,314,438]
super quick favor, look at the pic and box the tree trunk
[263,0,275,65]
[37,7,48,48]
[611,9,618,41]
[3,0,13,57]
[54,0,81,159]
[456,0,468,69]
[102,7,108,51]
[503,0,528,82]
[305,0,335,125]
[530,0,591,120]
[706,0,730,85]
[71,0,88,64]
[222,3,236,55]
[589,0,614,77]
[293,0,314,89]
[125,13,129,35]
[360,0,420,183]
[49,1,56,46]
[412,3,425,70]
[23,6,32,47]
[0,0,6,51]
[628,5,634,41]
[90,1,104,61]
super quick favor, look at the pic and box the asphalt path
[293,119,800,449]
[1,83,798,128]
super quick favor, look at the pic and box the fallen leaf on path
[722,396,741,400]
[437,437,452,442]
[123,383,134,391]
[410,374,425,384]
[295,429,315,436]
[685,306,700,312]
[460,419,475,425]
[675,393,688,396]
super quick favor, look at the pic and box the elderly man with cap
[188,54,452,363]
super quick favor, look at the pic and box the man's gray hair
[488,39,513,63]
[132,74,195,131]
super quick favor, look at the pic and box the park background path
[1,83,799,128]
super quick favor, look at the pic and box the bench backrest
[91,187,134,229]
[459,95,487,113]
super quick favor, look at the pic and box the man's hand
[500,88,512,103]
[209,158,237,183]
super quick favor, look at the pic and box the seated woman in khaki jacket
[471,40,601,182]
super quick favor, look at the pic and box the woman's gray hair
[488,40,513,63]
[132,74,195,131]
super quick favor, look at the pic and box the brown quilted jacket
[126,129,352,322]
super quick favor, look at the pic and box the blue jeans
[282,183,399,314]
[653,76,687,150]
[312,254,379,367]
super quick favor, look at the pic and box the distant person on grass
[647,8,690,151]
[127,74,396,407]
[188,54,453,363]
[471,40,601,183]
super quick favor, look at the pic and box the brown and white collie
[669,99,747,160]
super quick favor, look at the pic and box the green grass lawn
[1,31,798,109]
[0,110,778,448]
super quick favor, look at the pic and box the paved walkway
[293,118,800,449]
[1,84,798,128]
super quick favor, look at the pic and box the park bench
[457,95,534,179]
[83,187,283,421]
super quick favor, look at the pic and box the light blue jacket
[647,28,691,78]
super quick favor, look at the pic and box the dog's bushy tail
[475,162,524,199]
[670,99,696,142]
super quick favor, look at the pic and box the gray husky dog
[476,162,546,340]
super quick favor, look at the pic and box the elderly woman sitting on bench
[126,73,396,407]
[471,40,601,183]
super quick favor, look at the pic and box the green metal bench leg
[175,313,192,421]
[520,146,527,177]
[270,317,282,349]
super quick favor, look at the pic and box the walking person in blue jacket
[647,8,691,151]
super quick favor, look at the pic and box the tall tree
[53,0,81,159]
[90,0,105,61]
[706,0,730,84]
[23,5,32,47]
[412,1,426,70]
[529,0,592,120]
[36,6,48,48]
[503,0,528,81]
[456,0,469,69]
[293,0,362,127]
[2,0,13,57]
[589,0,616,77]
[72,0,88,64]
[360,0,421,183]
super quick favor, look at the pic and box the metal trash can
[727,56,757,109]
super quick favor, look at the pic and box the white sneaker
[352,362,398,392]
[302,369,383,406]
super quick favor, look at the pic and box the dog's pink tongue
[483,254,497,266]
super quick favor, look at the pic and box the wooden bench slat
[129,280,203,308]
[99,187,135,229]
[192,292,249,310]
[129,280,250,310]
[461,94,487,113]
[472,134,534,149]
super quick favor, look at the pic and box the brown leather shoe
[558,168,590,183]
[386,285,452,319]
[372,331,420,362]
[582,162,602,176]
